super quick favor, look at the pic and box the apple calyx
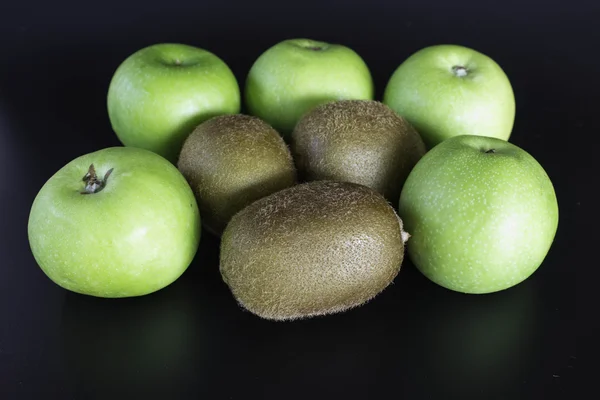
[452,65,469,77]
[485,149,496,154]
[81,164,114,195]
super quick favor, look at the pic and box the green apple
[107,43,241,163]
[383,44,515,149]
[245,38,374,137]
[28,147,201,298]
[398,135,558,294]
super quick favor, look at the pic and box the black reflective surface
[1,0,589,398]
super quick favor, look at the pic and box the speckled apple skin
[398,135,558,294]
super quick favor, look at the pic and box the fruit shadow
[216,271,545,400]
[58,230,545,399]
[57,228,232,398]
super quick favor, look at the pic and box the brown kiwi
[177,114,297,236]
[219,180,410,321]
[290,99,426,205]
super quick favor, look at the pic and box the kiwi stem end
[401,230,411,244]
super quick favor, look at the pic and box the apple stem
[485,149,496,154]
[81,164,114,194]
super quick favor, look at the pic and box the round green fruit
[107,43,241,163]
[28,147,202,298]
[398,135,558,294]
[177,114,297,236]
[245,38,374,137]
[383,44,515,149]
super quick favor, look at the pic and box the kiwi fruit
[177,114,297,236]
[290,99,426,205]
[220,180,410,321]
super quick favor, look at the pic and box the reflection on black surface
[200,267,542,400]
[61,284,202,397]
[60,237,543,399]
[418,282,540,398]
[59,231,234,398]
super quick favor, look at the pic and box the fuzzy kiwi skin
[220,180,409,321]
[177,114,297,236]
[291,100,426,205]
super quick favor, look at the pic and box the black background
[0,0,591,398]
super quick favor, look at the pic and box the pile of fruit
[27,39,559,321]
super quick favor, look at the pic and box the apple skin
[27,147,202,298]
[383,44,515,149]
[107,43,241,163]
[398,135,558,294]
[245,38,374,137]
